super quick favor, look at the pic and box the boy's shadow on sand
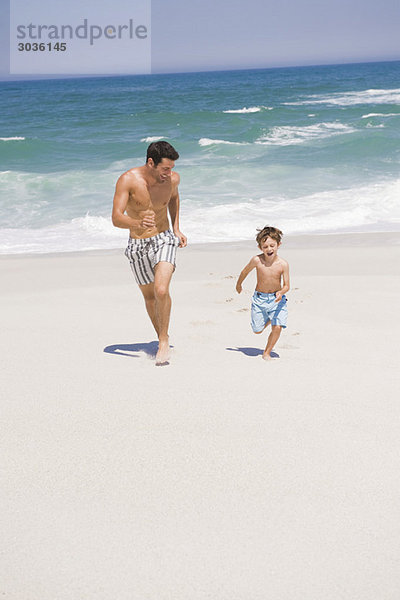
[104,341,159,358]
[226,347,279,358]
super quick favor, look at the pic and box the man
[112,141,187,365]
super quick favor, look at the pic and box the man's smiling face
[150,157,175,184]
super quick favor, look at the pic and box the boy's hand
[275,292,282,302]
[236,282,242,294]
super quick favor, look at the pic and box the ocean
[1,60,399,254]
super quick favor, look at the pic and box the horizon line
[1,57,399,83]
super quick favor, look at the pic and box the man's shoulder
[118,167,147,189]
[171,171,180,185]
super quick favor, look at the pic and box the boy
[236,226,290,360]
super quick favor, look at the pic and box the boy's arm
[275,260,290,302]
[236,257,257,293]
[168,173,187,247]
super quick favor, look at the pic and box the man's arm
[112,174,139,229]
[168,173,187,247]
[111,174,154,230]
[275,260,290,302]
[236,257,257,293]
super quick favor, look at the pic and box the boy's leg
[254,320,270,334]
[263,325,282,360]
[251,295,269,334]
[153,261,175,363]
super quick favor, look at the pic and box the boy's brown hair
[256,226,283,247]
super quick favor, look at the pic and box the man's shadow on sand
[226,347,279,358]
[104,341,159,359]
[104,343,277,360]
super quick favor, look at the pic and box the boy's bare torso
[254,254,286,293]
[124,166,178,239]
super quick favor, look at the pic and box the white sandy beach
[1,233,400,599]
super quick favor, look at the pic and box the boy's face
[259,236,280,259]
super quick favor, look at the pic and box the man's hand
[174,230,187,248]
[236,282,242,294]
[140,211,156,229]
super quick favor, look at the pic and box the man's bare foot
[156,337,171,365]
[262,350,280,360]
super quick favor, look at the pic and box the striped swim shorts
[124,229,180,286]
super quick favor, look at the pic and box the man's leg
[263,325,282,360]
[139,282,159,336]
[153,261,175,364]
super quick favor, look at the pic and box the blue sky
[1,0,399,78]
[151,0,399,73]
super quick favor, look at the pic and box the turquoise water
[0,61,399,253]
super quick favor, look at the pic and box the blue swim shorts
[251,291,288,332]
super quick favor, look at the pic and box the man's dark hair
[146,141,179,166]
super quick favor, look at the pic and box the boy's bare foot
[156,337,170,365]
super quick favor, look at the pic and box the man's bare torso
[124,166,178,239]
[255,254,286,293]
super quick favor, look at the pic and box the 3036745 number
[17,42,67,51]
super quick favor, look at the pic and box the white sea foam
[198,138,249,146]
[2,178,399,254]
[255,122,355,146]
[0,136,25,141]
[181,178,400,242]
[361,113,400,118]
[0,168,118,230]
[284,88,400,106]
[223,106,273,113]
[140,136,169,142]
[0,214,127,255]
